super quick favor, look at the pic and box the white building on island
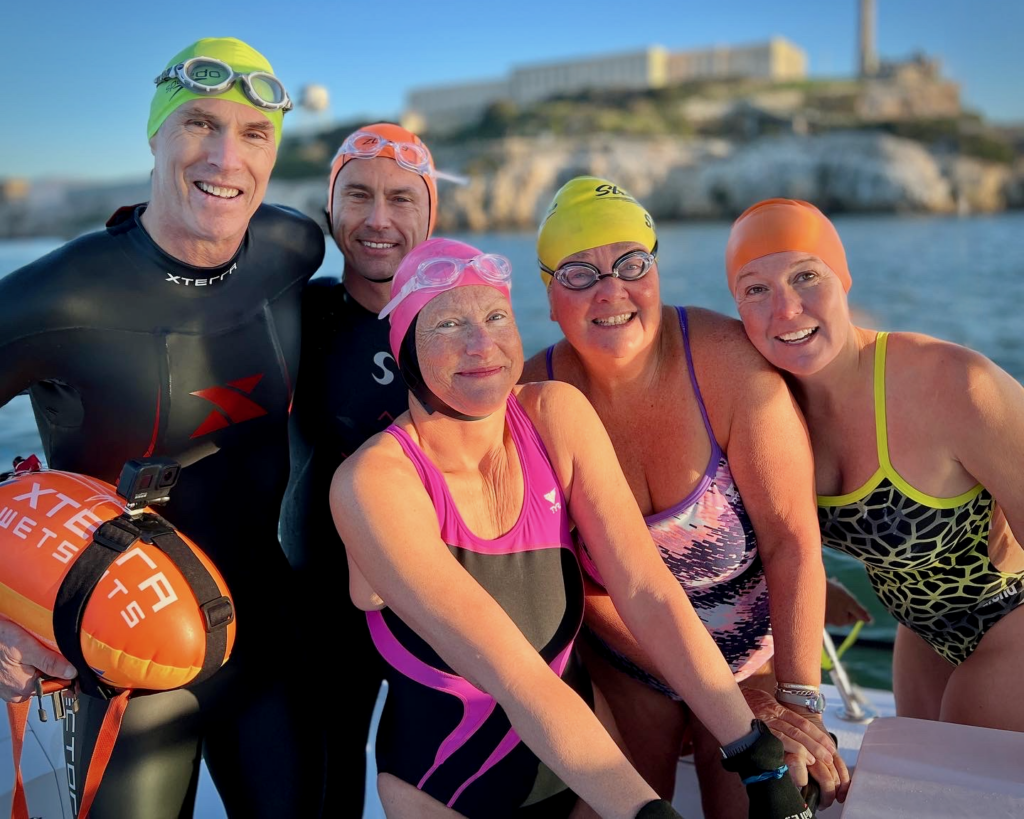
[405,38,807,134]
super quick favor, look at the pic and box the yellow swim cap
[536,176,657,287]
[148,37,285,146]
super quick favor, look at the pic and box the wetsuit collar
[115,204,248,292]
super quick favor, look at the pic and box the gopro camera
[115,457,180,513]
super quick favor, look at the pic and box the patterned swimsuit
[546,306,773,700]
[818,332,1024,665]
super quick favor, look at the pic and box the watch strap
[775,687,826,714]
[720,719,768,759]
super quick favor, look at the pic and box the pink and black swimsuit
[368,393,586,817]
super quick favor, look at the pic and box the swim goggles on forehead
[542,244,659,291]
[154,56,294,112]
[379,254,513,319]
[337,130,435,177]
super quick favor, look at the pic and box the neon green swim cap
[147,37,285,146]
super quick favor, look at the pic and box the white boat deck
[0,682,897,818]
[7,682,1022,818]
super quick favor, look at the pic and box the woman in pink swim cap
[329,238,812,819]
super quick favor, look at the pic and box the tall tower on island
[859,0,879,77]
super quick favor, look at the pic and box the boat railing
[821,626,877,724]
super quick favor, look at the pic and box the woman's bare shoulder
[885,330,983,367]
[884,331,1012,408]
[514,379,590,417]
[521,338,568,384]
[521,348,551,383]
[684,306,783,403]
[333,427,414,496]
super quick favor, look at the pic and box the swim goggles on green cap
[338,130,435,177]
[542,245,658,291]
[154,56,294,112]
[379,254,512,319]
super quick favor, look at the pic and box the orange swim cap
[327,122,438,237]
[725,199,851,295]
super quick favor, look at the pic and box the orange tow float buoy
[0,458,235,690]
[0,455,236,818]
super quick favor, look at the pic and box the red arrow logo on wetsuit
[189,374,268,438]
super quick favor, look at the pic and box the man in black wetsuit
[280,122,438,816]
[0,37,326,817]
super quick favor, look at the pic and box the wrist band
[741,764,789,786]
[775,686,827,714]
[776,681,820,694]
[719,719,765,759]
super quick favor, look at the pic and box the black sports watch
[720,719,772,760]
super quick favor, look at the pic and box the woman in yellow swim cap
[525,177,850,817]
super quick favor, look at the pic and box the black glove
[720,720,813,819]
[635,799,683,819]
[800,777,820,816]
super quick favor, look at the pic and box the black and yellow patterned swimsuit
[818,332,1024,666]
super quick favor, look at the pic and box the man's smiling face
[148,97,276,255]
[330,156,430,282]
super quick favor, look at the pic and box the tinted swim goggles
[337,130,435,178]
[542,244,659,290]
[154,56,294,112]
[379,254,513,319]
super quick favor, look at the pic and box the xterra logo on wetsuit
[166,262,238,287]
[190,374,268,438]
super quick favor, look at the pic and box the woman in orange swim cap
[727,198,1024,734]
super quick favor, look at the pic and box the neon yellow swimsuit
[817,333,1024,665]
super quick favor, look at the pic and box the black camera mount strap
[52,511,234,699]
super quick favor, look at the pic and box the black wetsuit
[280,277,407,817]
[0,204,326,818]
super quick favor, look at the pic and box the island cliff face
[424,132,1019,231]
[263,131,1021,235]
[4,131,1022,240]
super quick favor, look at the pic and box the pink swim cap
[387,237,512,363]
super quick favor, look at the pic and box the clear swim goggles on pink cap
[154,56,294,112]
[337,130,435,178]
[379,254,513,319]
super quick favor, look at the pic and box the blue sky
[4,0,1020,181]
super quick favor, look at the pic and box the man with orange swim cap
[0,37,327,817]
[725,198,852,295]
[280,121,440,817]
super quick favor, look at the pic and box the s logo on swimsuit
[372,351,397,386]
[189,374,268,439]
[544,488,561,514]
[165,262,237,287]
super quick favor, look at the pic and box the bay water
[4,210,1024,691]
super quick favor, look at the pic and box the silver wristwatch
[775,685,826,714]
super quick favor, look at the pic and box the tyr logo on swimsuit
[544,488,561,514]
